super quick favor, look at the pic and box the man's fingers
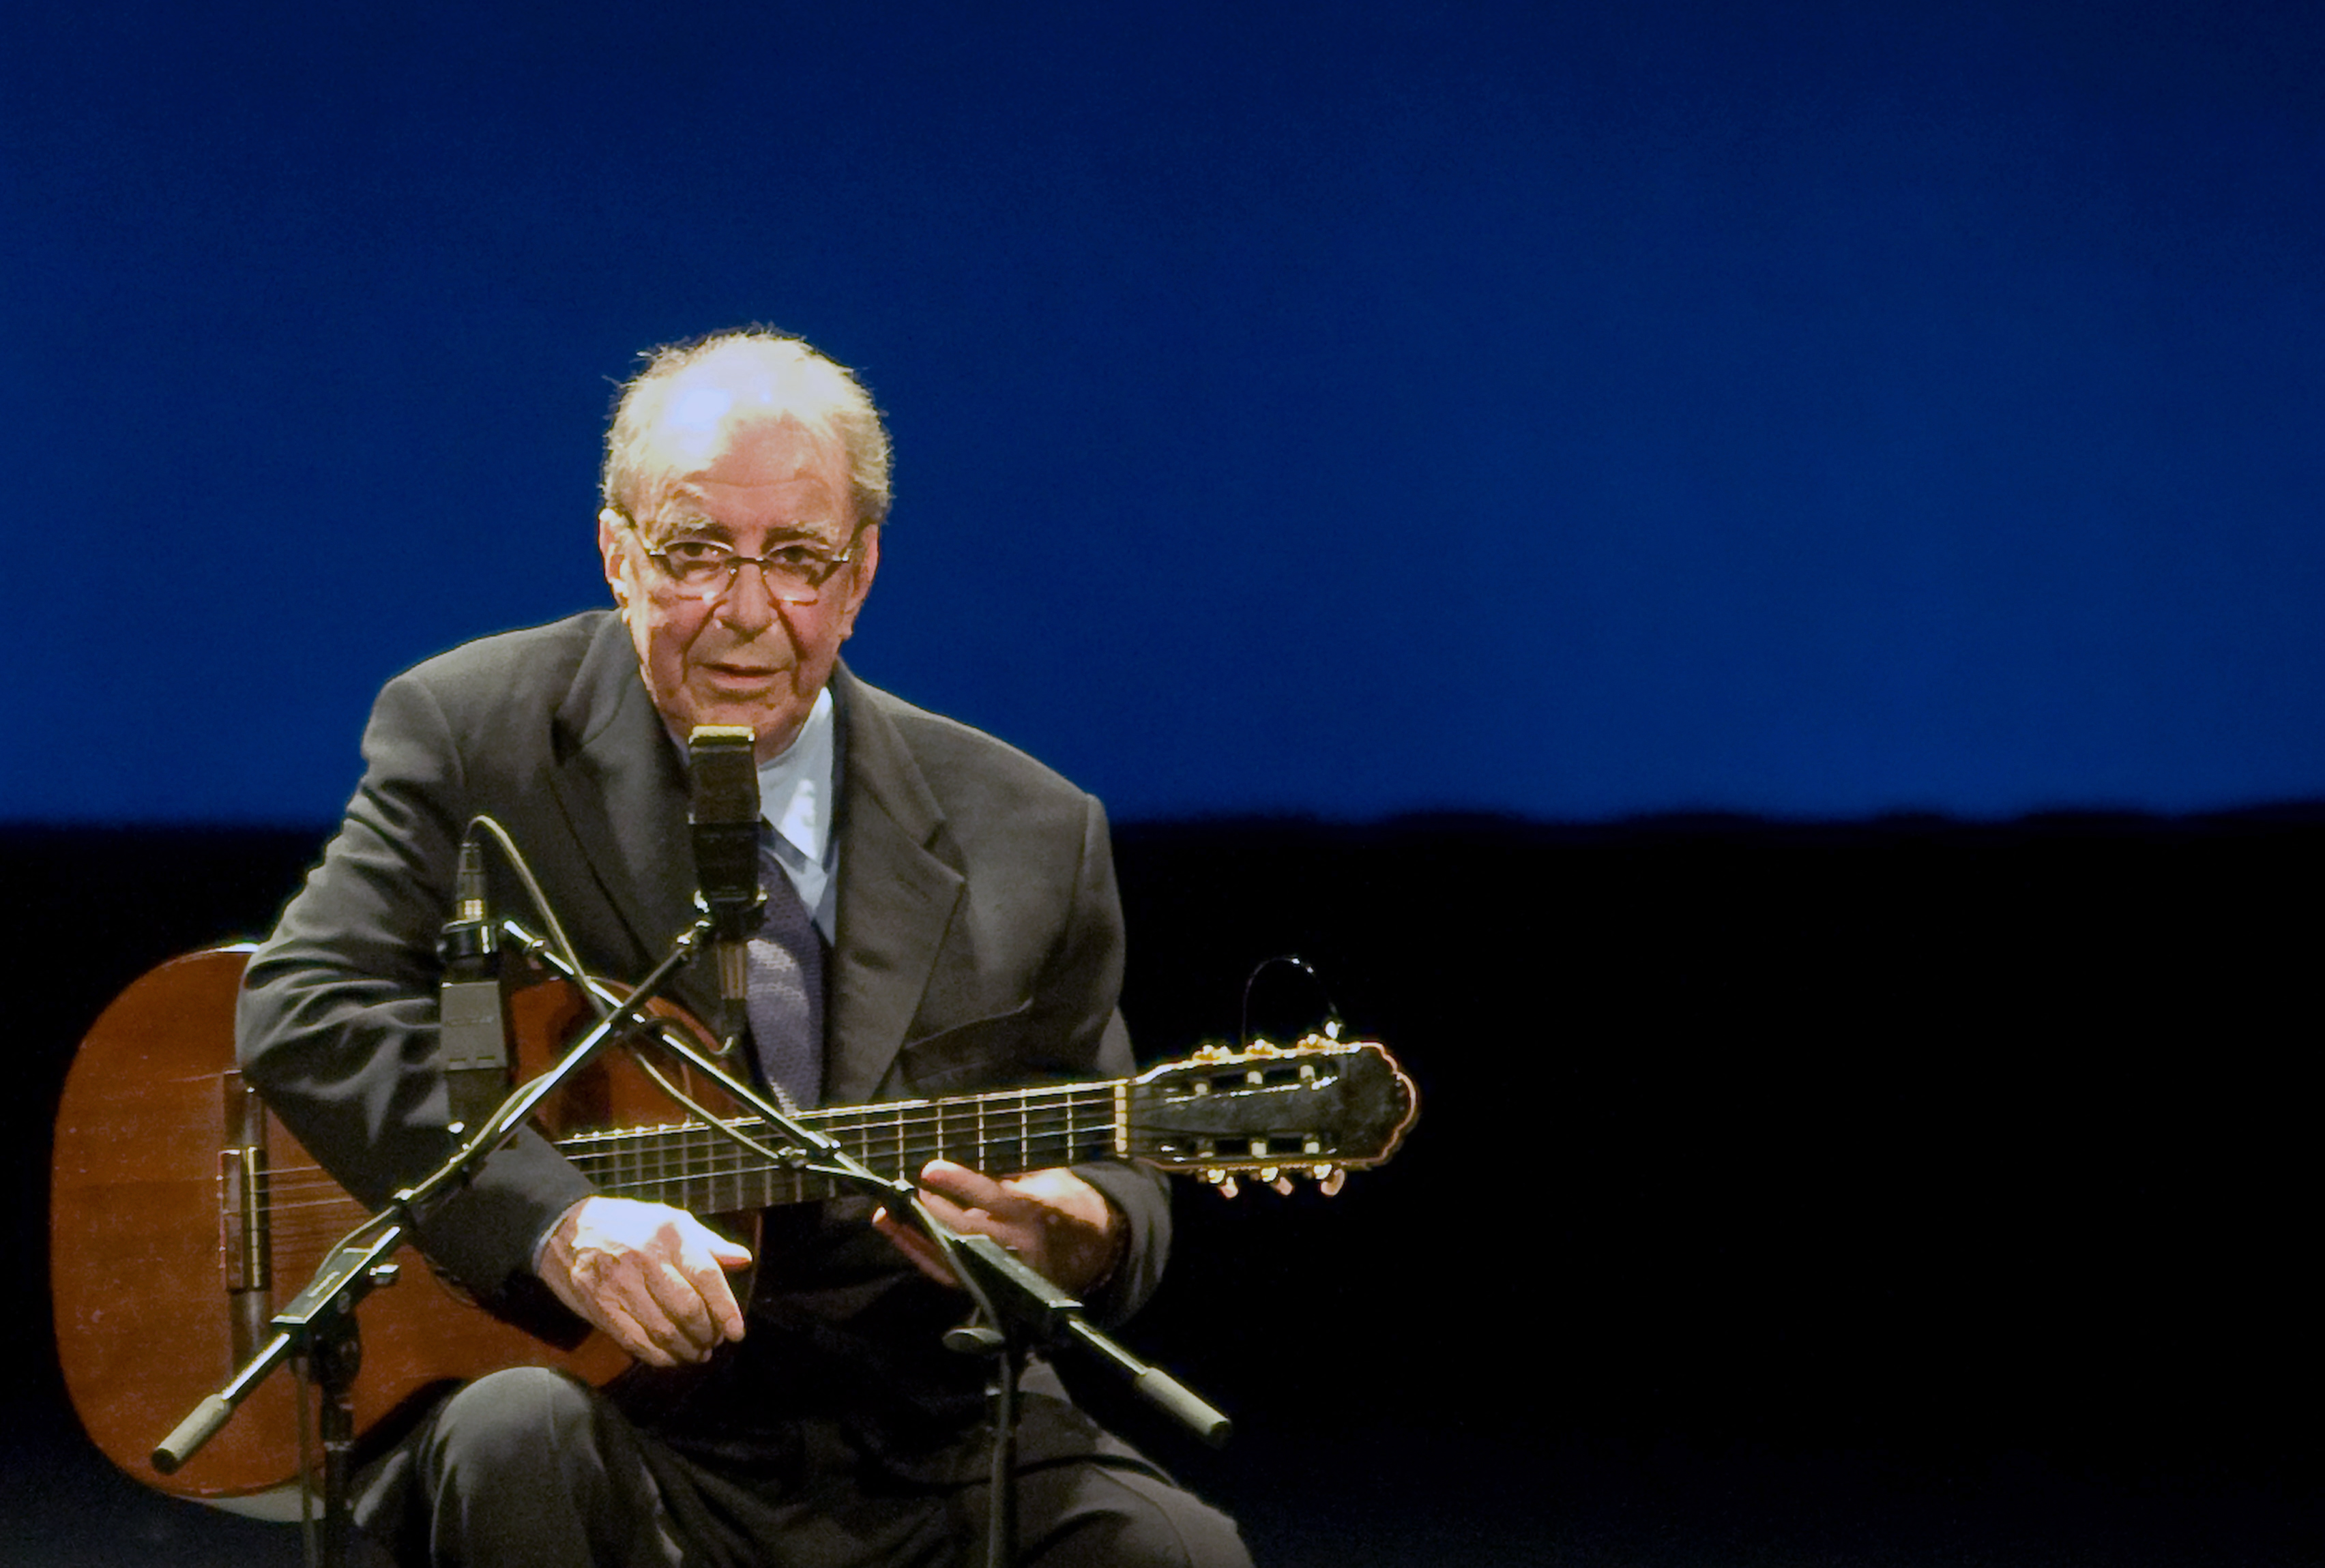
[598,1298,677,1368]
[630,1226,751,1357]
[696,1260,748,1344]
[674,1230,750,1342]
[916,1159,1012,1214]
[635,1257,722,1357]
[540,1197,749,1364]
[871,1206,958,1286]
[881,1164,1120,1296]
[568,1248,707,1363]
[915,1188,979,1232]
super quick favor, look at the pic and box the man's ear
[598,509,631,610]
[837,524,880,640]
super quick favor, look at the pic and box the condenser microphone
[689,724,765,1044]
[437,836,511,1134]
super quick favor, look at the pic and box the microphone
[436,837,510,1135]
[688,724,765,1046]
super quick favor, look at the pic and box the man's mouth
[702,662,782,685]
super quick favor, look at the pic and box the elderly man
[237,331,1248,1567]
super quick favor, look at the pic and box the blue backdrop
[8,0,2322,825]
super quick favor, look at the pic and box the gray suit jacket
[237,612,1169,1380]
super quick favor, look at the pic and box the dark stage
[11,814,2322,1565]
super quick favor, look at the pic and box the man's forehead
[628,419,851,539]
[662,383,745,447]
[639,377,826,467]
[635,385,846,483]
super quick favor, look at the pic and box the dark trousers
[355,1366,1251,1568]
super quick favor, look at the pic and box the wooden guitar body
[49,949,697,1507]
[52,947,1418,1509]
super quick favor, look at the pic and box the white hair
[601,328,892,529]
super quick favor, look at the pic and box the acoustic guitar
[50,947,1418,1512]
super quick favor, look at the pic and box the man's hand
[873,1160,1124,1297]
[538,1196,751,1367]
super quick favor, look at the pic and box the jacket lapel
[825,663,964,1105]
[539,633,959,1091]
[543,615,716,1020]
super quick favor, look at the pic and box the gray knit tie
[746,836,824,1110]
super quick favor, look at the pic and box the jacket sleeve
[235,670,594,1307]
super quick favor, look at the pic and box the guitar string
[250,1052,1349,1226]
[246,1089,1141,1241]
[257,1144,1317,1249]
[242,1050,1378,1250]
[250,1101,1308,1253]
[249,1087,1128,1206]
[248,1086,1127,1201]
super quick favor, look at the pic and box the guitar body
[48,948,707,1505]
[53,947,1417,1509]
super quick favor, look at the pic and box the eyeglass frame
[609,507,874,606]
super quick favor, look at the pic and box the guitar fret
[552,1050,1340,1211]
[581,1094,1132,1209]
[693,1122,709,1213]
[274,1030,1413,1295]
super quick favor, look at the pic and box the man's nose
[716,560,784,634]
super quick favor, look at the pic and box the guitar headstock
[1126,1032,1419,1196]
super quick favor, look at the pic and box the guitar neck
[551,1078,1128,1213]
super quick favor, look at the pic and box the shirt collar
[660,686,838,867]
[757,685,836,869]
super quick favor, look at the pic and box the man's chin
[713,706,810,761]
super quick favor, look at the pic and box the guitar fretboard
[551,1079,1128,1213]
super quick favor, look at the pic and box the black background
[10,813,2323,1565]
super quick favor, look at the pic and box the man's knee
[387,1368,680,1567]
[422,1366,602,1488]
[1021,1463,1252,1568]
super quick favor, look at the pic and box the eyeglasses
[619,514,870,605]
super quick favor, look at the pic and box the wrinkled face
[599,413,878,762]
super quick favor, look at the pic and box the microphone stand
[151,926,712,1567]
[499,919,1233,1568]
[156,911,1229,1568]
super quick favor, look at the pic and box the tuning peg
[1316,1165,1346,1196]
[1270,1176,1295,1197]
[1216,1176,1240,1200]
[1257,1166,1280,1183]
